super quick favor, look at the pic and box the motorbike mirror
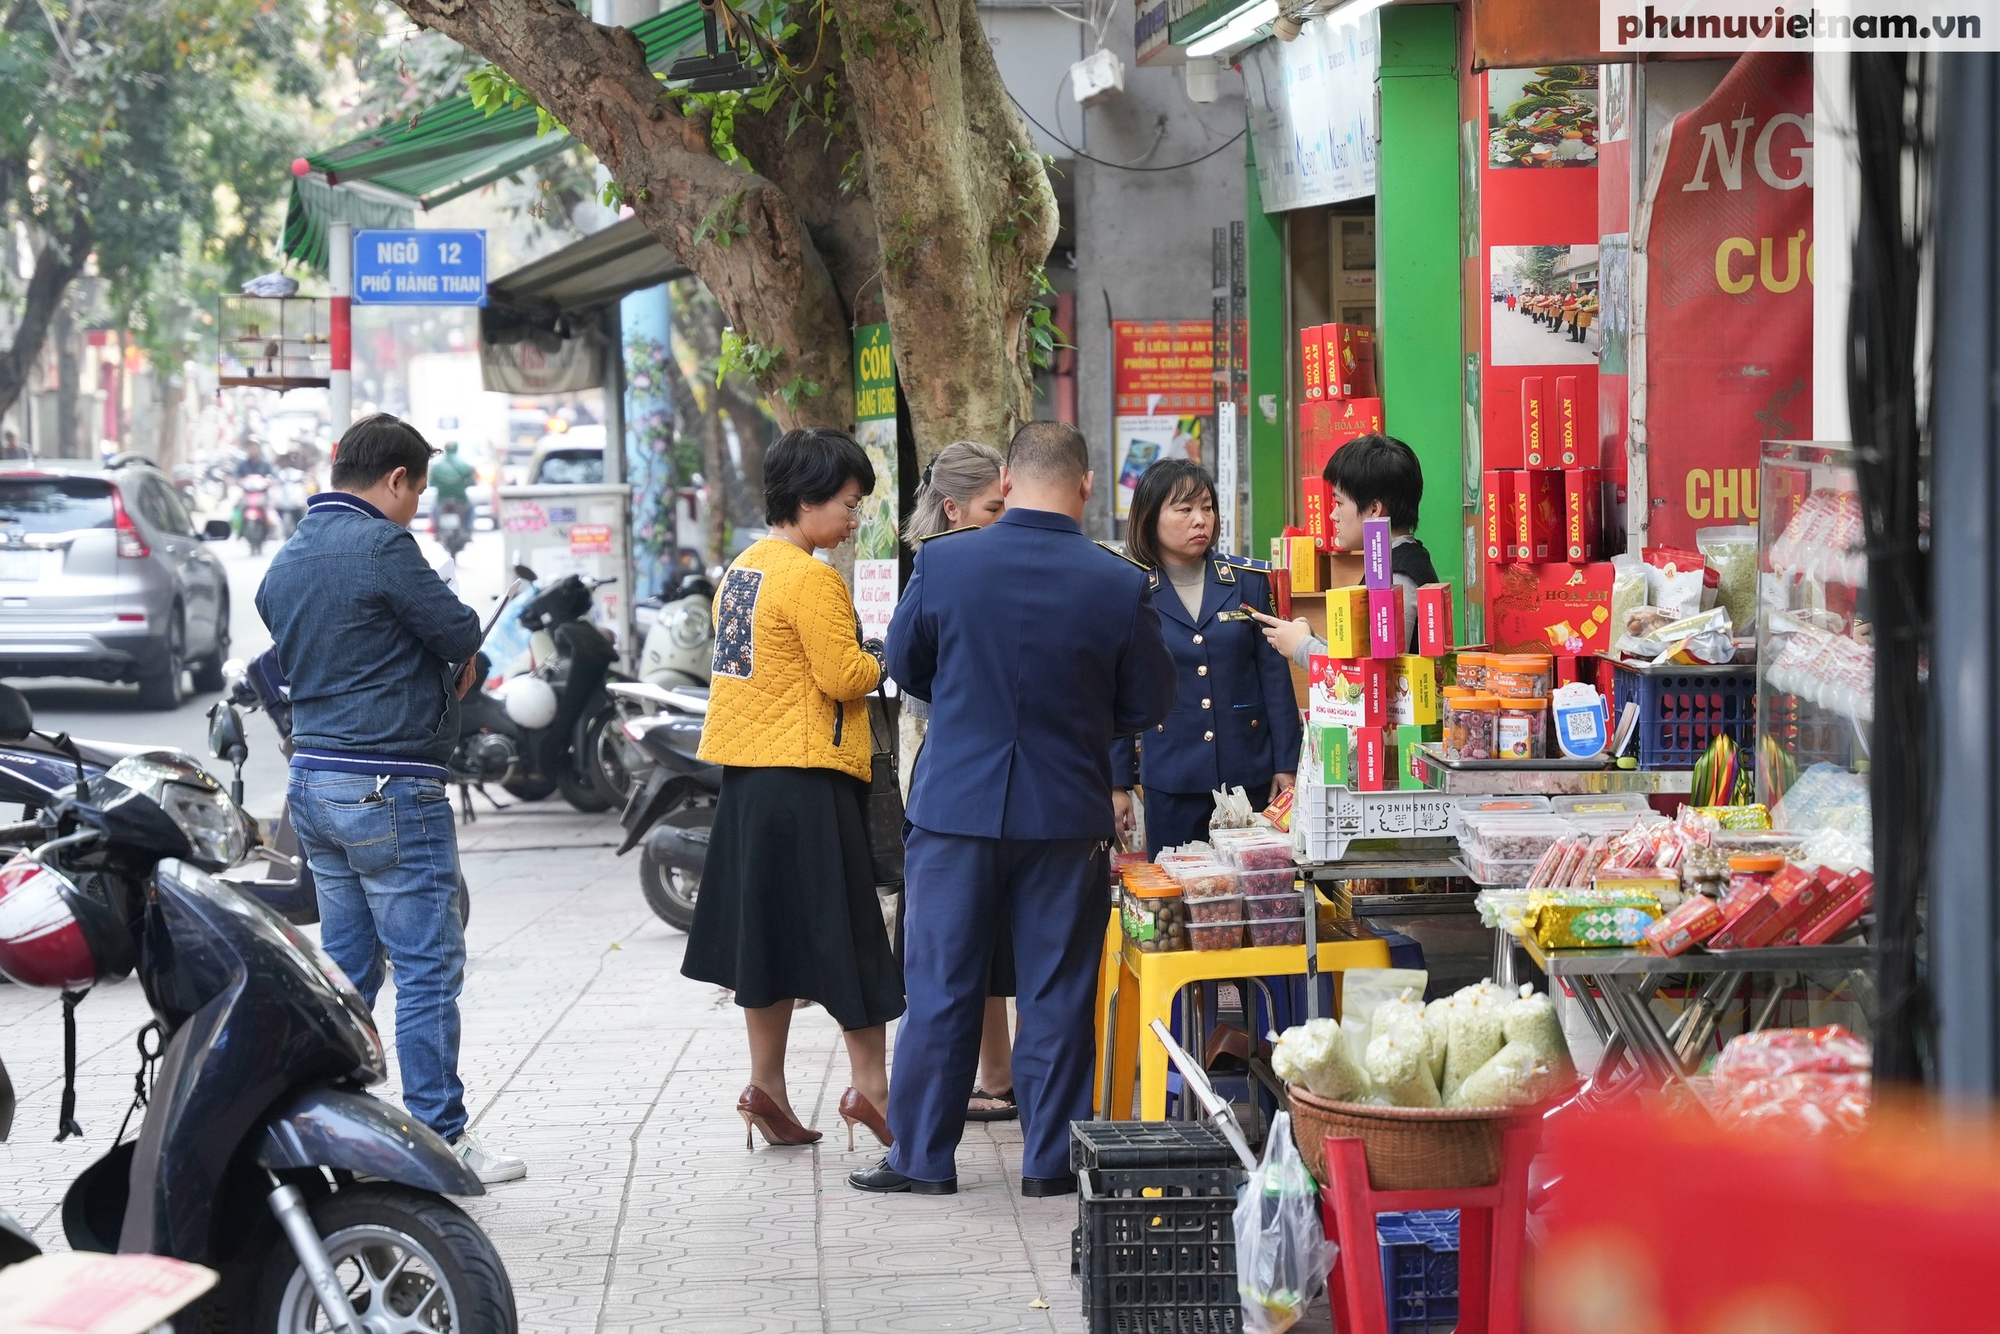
[206,701,249,764]
[221,657,248,686]
[0,684,31,741]
[513,563,538,582]
[201,519,232,541]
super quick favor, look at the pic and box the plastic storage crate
[1076,1165,1244,1334]
[1071,1120,1241,1172]
[1609,661,1756,770]
[1376,1210,1460,1334]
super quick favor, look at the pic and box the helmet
[500,675,558,730]
[0,858,135,989]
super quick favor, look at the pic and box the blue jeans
[288,769,468,1141]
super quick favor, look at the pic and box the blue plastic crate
[1610,661,1756,770]
[1377,1210,1459,1334]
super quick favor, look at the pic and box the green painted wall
[1245,145,1287,559]
[1376,6,1464,628]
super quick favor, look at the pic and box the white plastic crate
[1292,775,1463,861]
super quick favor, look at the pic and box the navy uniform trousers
[888,830,1106,1182]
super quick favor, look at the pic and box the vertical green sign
[851,323,901,637]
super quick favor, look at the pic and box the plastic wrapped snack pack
[1441,985,1508,1102]
[1420,997,1455,1085]
[1447,1040,1556,1109]
[1365,1028,1442,1108]
[1338,968,1430,1075]
[1271,1018,1370,1103]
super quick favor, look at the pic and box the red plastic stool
[1318,1125,1538,1334]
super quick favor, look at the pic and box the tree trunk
[0,220,93,426]
[54,298,80,460]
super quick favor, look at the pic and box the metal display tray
[1517,933,1871,977]
[1411,745,1693,796]
[1416,743,1610,772]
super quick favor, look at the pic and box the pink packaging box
[1362,516,1392,590]
[1367,585,1404,659]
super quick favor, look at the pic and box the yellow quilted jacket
[697,538,882,781]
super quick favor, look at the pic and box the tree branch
[0,215,92,421]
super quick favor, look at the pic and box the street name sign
[352,230,487,306]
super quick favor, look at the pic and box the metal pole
[328,220,353,434]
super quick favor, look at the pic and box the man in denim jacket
[256,414,525,1184]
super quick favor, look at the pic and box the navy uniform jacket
[887,507,1175,841]
[1110,555,1303,795]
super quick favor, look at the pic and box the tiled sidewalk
[0,806,1095,1332]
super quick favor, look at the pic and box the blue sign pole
[352,230,488,306]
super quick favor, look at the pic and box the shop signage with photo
[1243,15,1379,212]
[852,323,901,642]
[1113,320,1214,521]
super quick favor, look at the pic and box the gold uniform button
[1192,634,1204,645]
[1251,719,1261,728]
[1201,698,1212,709]
[1203,730,1215,742]
[1156,724,1165,732]
[1197,665,1209,676]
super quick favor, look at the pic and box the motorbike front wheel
[558,761,612,813]
[253,1183,517,1333]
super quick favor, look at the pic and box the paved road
[1491,303,1599,367]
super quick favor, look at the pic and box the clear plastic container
[1465,849,1544,886]
[1456,652,1489,691]
[1210,828,1294,871]
[1551,793,1654,816]
[1457,694,1501,760]
[1488,655,1552,700]
[1187,893,1245,925]
[1190,921,1244,950]
[1496,697,1548,760]
[1246,916,1306,947]
[1237,868,1298,898]
[1164,860,1239,901]
[1243,890,1302,920]
[1459,813,1575,865]
[1120,884,1187,953]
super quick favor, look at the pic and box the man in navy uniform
[852,421,1174,1196]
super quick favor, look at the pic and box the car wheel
[137,610,187,710]
[191,591,230,693]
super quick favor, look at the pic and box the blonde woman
[899,441,1019,1123]
[685,427,903,1152]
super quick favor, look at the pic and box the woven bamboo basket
[1286,1085,1525,1191]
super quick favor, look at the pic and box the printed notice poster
[1113,320,1214,521]
[852,323,900,642]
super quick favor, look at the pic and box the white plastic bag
[1234,1112,1333,1334]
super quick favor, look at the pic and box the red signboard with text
[1639,52,1812,552]
[1113,321,1214,416]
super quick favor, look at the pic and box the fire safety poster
[1112,320,1213,521]
[1635,52,1812,552]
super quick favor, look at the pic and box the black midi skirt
[682,765,905,1031]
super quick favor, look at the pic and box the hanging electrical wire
[1008,89,1246,172]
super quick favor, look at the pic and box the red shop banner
[1636,52,1812,553]
[1113,320,1214,416]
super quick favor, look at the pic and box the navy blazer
[1109,555,1304,796]
[887,507,1175,840]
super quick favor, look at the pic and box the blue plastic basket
[1609,661,1757,770]
[1376,1210,1459,1334]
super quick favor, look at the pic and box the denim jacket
[255,492,483,769]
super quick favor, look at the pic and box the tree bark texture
[0,220,92,425]
[54,297,80,460]
[392,0,1055,463]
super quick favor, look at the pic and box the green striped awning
[282,1,708,270]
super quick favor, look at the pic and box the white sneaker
[453,1133,527,1185]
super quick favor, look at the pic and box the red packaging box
[1645,895,1724,957]
[1308,657,1388,729]
[1709,889,1783,951]
[1300,325,1327,402]
[1564,468,1602,564]
[1416,584,1454,656]
[1555,375,1582,466]
[1737,865,1832,948]
[1485,560,1615,655]
[1509,469,1560,563]
[1326,324,1379,398]
[1521,377,1548,468]
[1269,566,1292,620]
[1301,475,1333,549]
[1367,586,1405,659]
[1482,471,1514,564]
[1300,398,1386,473]
[1354,727,1389,791]
[1799,874,1874,944]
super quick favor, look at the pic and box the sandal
[966,1086,1018,1122]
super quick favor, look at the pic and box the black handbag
[863,688,905,887]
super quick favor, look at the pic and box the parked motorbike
[635,573,715,691]
[273,467,309,538]
[463,566,625,813]
[611,681,719,931]
[214,653,469,927]
[237,474,274,556]
[433,497,473,558]
[0,687,519,1331]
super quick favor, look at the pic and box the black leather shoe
[1020,1173,1078,1198]
[848,1158,957,1195]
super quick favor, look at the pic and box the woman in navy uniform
[1112,459,1301,858]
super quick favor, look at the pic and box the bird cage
[218,296,332,390]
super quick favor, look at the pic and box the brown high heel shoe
[737,1085,822,1149]
[838,1087,892,1151]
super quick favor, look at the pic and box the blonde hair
[902,440,1003,547]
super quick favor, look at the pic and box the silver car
[0,459,232,709]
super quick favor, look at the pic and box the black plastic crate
[1076,1165,1245,1334]
[1609,661,1756,770]
[1070,1120,1242,1172]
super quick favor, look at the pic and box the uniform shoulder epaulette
[1221,553,1272,572]
[1094,539,1148,569]
[916,525,978,543]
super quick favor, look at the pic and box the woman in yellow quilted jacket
[683,427,904,1155]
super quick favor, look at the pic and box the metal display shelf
[1410,745,1693,796]
[1517,935,1869,977]
[1343,891,1481,917]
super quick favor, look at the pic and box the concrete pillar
[621,283,676,599]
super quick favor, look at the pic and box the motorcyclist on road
[430,441,478,554]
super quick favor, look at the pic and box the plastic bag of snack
[1441,985,1508,1102]
[1234,1112,1332,1333]
[1446,1040,1562,1109]
[1502,987,1575,1086]
[1697,525,1759,633]
[1365,1028,1441,1108]
[1337,968,1430,1075]
[1271,1018,1371,1102]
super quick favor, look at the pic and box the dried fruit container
[1189,921,1244,951]
[1245,916,1306,947]
[1165,860,1240,901]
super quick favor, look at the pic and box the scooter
[237,475,273,556]
[273,467,309,538]
[635,573,715,690]
[433,497,472,558]
[212,653,469,927]
[0,686,519,1331]
[611,681,720,932]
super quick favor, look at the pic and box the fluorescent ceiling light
[1184,0,1281,58]
[1326,0,1390,26]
